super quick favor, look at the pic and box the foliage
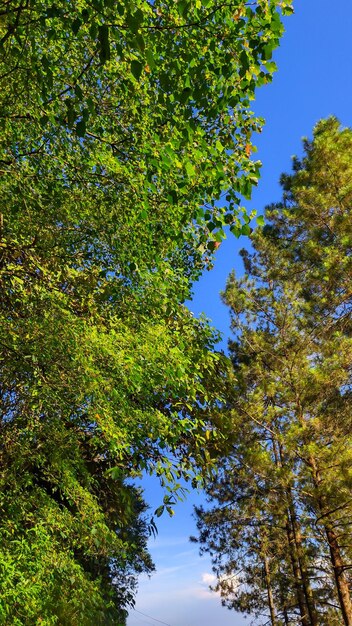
[0,0,292,256]
[193,118,352,625]
[0,0,292,622]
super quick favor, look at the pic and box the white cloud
[201,572,217,585]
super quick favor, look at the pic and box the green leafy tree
[0,0,293,258]
[194,118,352,626]
[0,0,293,622]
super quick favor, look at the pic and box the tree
[0,0,293,622]
[0,0,293,258]
[194,118,352,625]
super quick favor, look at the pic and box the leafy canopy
[0,0,292,623]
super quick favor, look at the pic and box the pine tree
[194,118,352,625]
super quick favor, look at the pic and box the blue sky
[127,2,352,625]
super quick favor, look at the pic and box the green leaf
[74,84,83,100]
[81,8,90,22]
[71,18,82,34]
[134,33,145,52]
[239,50,249,76]
[240,178,252,200]
[177,0,189,17]
[89,22,98,39]
[265,61,277,73]
[185,161,195,178]
[262,43,273,60]
[66,104,75,128]
[241,224,251,235]
[145,48,155,69]
[168,190,178,204]
[98,24,110,64]
[131,60,143,80]
[230,225,241,238]
[126,9,144,33]
[179,87,192,104]
[82,108,89,122]
[154,505,165,518]
[76,119,86,137]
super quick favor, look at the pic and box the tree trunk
[308,455,352,626]
[324,524,352,626]
[276,441,319,626]
[287,494,319,626]
[263,552,278,626]
[278,565,291,626]
[283,604,290,626]
[272,438,312,625]
[285,518,310,626]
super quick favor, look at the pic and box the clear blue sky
[128,2,352,625]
